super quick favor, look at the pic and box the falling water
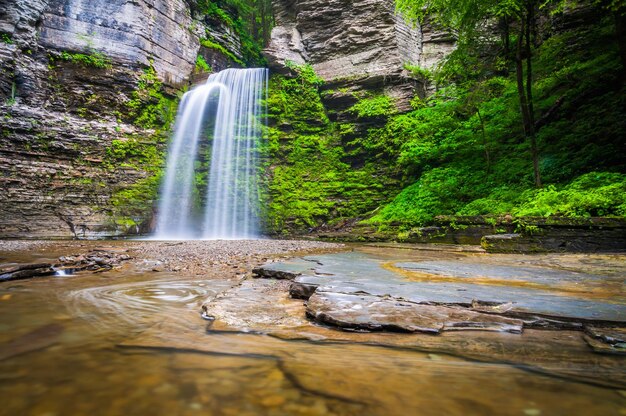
[155,68,267,240]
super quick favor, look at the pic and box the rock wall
[260,0,455,235]
[265,0,455,112]
[0,0,244,238]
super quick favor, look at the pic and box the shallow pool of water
[0,243,624,415]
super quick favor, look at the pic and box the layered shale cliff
[259,0,454,234]
[0,0,454,238]
[0,0,244,238]
[265,0,454,113]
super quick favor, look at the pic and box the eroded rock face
[265,0,455,110]
[38,0,199,86]
[0,0,243,238]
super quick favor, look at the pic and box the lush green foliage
[513,173,626,217]
[349,95,398,118]
[366,16,625,226]
[261,64,401,232]
[196,0,272,66]
[403,63,434,81]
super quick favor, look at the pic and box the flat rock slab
[306,291,524,334]
[394,261,613,285]
[257,251,626,325]
[0,263,55,282]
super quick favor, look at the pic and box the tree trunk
[515,18,531,134]
[615,9,626,82]
[525,2,541,187]
[515,13,542,188]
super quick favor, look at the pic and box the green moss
[104,133,165,230]
[126,61,178,130]
[105,137,162,171]
[195,55,212,73]
[109,174,162,230]
[1,33,12,44]
[261,65,401,234]
[200,38,245,66]
[57,51,112,69]
[349,94,397,118]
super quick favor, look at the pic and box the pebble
[131,240,343,275]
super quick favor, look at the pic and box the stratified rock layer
[265,0,454,111]
[254,249,626,333]
[306,291,524,334]
[0,0,243,238]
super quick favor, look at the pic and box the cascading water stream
[155,68,267,240]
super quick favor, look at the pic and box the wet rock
[0,263,55,281]
[57,249,132,273]
[306,291,524,334]
[289,280,319,299]
[268,251,626,327]
[584,326,626,355]
[481,217,626,253]
[252,266,301,280]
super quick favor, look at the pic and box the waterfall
[154,68,267,240]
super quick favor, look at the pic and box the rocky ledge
[251,247,626,354]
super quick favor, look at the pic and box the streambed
[0,240,624,415]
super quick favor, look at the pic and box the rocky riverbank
[1,239,624,412]
[0,239,345,281]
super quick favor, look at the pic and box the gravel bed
[0,239,344,277]
[0,240,56,252]
[131,239,343,275]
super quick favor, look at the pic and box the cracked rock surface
[255,247,626,331]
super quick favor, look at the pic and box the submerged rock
[0,323,64,361]
[584,326,626,355]
[256,250,625,332]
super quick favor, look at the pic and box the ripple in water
[66,279,232,330]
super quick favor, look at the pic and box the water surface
[0,244,624,415]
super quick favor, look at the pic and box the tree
[396,0,544,187]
